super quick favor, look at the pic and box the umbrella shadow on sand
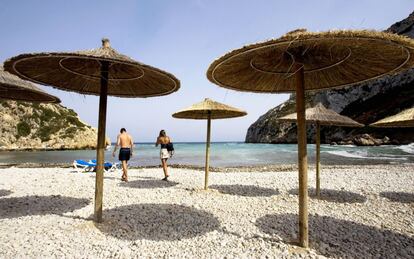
[288,188,367,203]
[210,184,279,197]
[95,204,220,241]
[0,189,12,197]
[0,195,90,219]
[380,191,414,203]
[256,213,414,258]
[120,179,179,189]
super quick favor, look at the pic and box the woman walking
[155,130,172,181]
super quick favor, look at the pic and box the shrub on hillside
[16,121,31,138]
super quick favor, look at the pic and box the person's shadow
[0,195,90,219]
[256,213,414,258]
[380,191,414,203]
[0,189,12,197]
[95,203,220,241]
[120,179,178,189]
[288,188,367,203]
[210,184,279,197]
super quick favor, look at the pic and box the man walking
[113,128,133,182]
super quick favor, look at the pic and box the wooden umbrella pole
[94,61,109,223]
[295,63,308,248]
[316,121,321,198]
[204,111,212,190]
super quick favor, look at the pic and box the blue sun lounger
[73,159,121,173]
[73,159,96,173]
[90,159,121,172]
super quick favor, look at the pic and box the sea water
[0,142,413,167]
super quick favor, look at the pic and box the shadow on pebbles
[288,188,367,203]
[95,203,220,241]
[119,179,179,189]
[0,195,90,219]
[256,213,414,258]
[210,184,279,197]
[380,191,414,203]
[0,189,12,197]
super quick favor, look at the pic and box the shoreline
[1,141,413,152]
[1,162,413,172]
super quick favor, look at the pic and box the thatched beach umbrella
[0,66,59,103]
[4,39,180,222]
[172,98,247,190]
[370,107,414,128]
[279,103,364,197]
[207,29,414,247]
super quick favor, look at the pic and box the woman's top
[158,136,170,149]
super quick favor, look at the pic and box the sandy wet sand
[0,164,413,258]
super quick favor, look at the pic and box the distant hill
[0,100,109,150]
[246,11,414,145]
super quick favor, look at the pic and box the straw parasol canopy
[207,29,414,248]
[207,29,414,93]
[0,66,60,103]
[279,103,364,197]
[370,107,414,128]
[172,98,247,119]
[173,98,247,190]
[4,39,180,97]
[279,103,364,127]
[4,39,180,223]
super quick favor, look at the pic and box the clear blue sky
[1,1,412,142]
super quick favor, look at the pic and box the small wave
[224,142,239,146]
[326,150,407,160]
[326,150,367,159]
[395,143,414,154]
[322,144,357,149]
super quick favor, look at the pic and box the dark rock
[338,140,354,145]
[387,11,414,37]
[336,134,390,146]
[352,134,380,146]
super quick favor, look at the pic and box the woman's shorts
[160,148,170,159]
[119,148,131,161]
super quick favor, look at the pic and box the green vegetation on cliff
[16,121,31,139]
[1,100,102,150]
[20,103,89,142]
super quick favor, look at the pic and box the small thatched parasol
[172,98,247,189]
[0,66,60,103]
[370,107,414,128]
[279,103,364,197]
[207,29,414,247]
[4,39,180,222]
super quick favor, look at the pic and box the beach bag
[166,142,174,152]
[166,142,174,156]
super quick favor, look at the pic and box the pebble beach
[0,164,413,258]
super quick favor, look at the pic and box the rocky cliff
[0,100,110,150]
[246,11,414,145]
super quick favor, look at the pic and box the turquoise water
[0,142,413,166]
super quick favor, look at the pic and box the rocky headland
[246,11,414,146]
[0,100,109,150]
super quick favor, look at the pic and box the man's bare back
[118,132,133,148]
